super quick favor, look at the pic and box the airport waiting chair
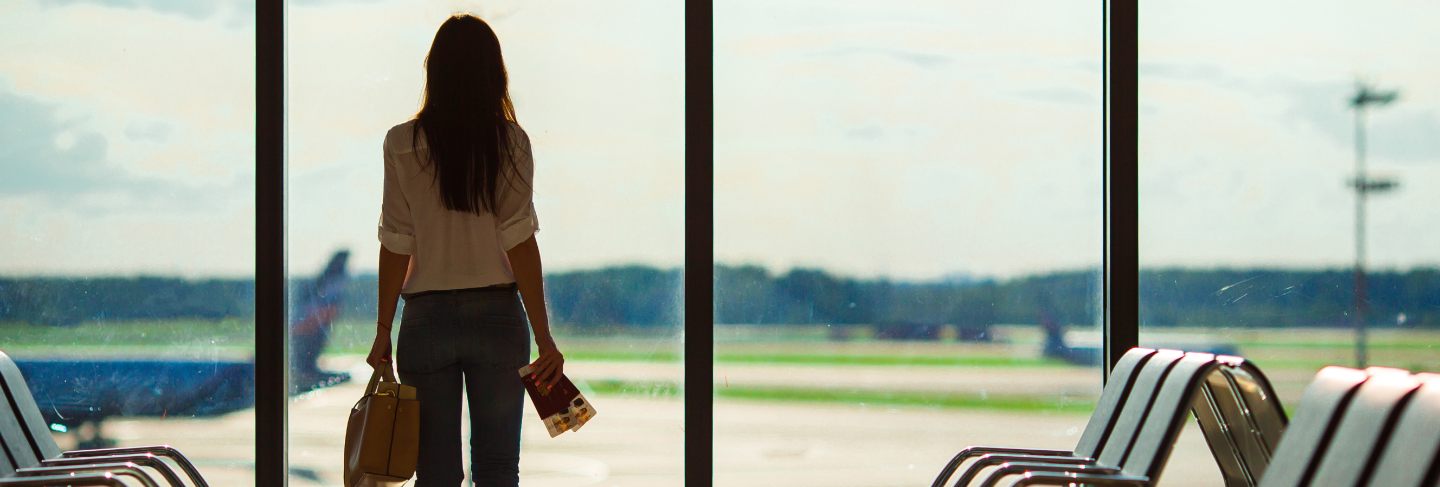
[1249,366,1374,487]
[1007,365,1371,486]
[930,348,1170,487]
[2,452,157,487]
[0,370,166,486]
[944,350,1192,487]
[1217,357,1287,466]
[1189,356,1289,486]
[0,351,201,486]
[1286,369,1423,486]
[1366,374,1440,486]
[0,473,142,487]
[3,400,160,486]
[972,352,1223,487]
[1191,361,1253,487]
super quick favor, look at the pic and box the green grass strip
[562,351,1067,368]
[581,379,1094,413]
[715,386,1095,413]
[715,353,1064,368]
[585,379,681,397]
[566,351,681,363]
[1236,339,1440,351]
[1243,357,1440,372]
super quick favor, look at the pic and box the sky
[0,0,1437,280]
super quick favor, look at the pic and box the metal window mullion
[1103,0,1140,382]
[684,0,714,484]
[256,0,288,484]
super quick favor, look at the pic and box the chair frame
[11,462,162,487]
[930,348,1160,487]
[1003,366,1377,487]
[1302,371,1423,485]
[1366,375,1440,486]
[0,351,204,486]
[948,349,1185,486]
[0,471,150,487]
[1187,356,1290,487]
[974,352,1223,487]
[4,436,159,487]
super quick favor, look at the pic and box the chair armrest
[1012,470,1152,486]
[952,453,1093,487]
[977,461,1121,487]
[63,445,206,487]
[16,461,161,487]
[0,472,129,487]
[932,447,1075,487]
[41,454,185,486]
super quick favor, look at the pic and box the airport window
[713,1,1107,484]
[0,1,1188,485]
[284,1,684,484]
[1138,0,1440,481]
[0,0,259,482]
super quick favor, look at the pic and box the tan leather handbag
[344,366,419,487]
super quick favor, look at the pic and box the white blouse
[377,119,540,294]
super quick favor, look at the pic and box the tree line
[1,265,1437,328]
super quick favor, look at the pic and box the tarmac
[66,357,1224,486]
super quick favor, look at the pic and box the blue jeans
[397,287,530,487]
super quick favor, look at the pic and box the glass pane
[286,2,684,485]
[714,2,1120,485]
[0,0,256,482]
[1140,0,1440,480]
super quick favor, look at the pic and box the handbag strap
[352,365,401,413]
[365,364,399,394]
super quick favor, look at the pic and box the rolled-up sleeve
[496,126,539,250]
[378,139,416,255]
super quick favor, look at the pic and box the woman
[367,14,564,487]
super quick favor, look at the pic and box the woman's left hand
[367,329,393,370]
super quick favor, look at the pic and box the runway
[65,356,1225,486]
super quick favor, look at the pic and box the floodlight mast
[1349,81,1399,368]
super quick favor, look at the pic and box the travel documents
[518,364,596,437]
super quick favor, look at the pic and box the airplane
[9,250,353,449]
[1039,305,1238,366]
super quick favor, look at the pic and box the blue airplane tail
[290,250,351,393]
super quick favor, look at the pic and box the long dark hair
[413,14,519,215]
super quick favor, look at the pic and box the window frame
[685,0,715,483]
[250,0,1139,483]
[1106,0,1141,378]
[256,1,286,483]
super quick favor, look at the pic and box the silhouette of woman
[368,14,563,487]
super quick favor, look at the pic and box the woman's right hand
[529,337,565,392]
[367,329,393,369]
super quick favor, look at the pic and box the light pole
[1349,82,1399,368]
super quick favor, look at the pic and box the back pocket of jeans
[396,324,450,373]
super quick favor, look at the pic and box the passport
[518,364,596,437]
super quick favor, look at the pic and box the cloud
[1141,63,1440,164]
[40,0,224,20]
[1012,87,1095,106]
[844,126,884,140]
[37,0,256,26]
[808,46,951,69]
[1139,62,1227,84]
[0,86,235,211]
[124,120,172,143]
[1367,109,1440,164]
[0,89,121,194]
[291,0,387,5]
[1282,80,1440,164]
